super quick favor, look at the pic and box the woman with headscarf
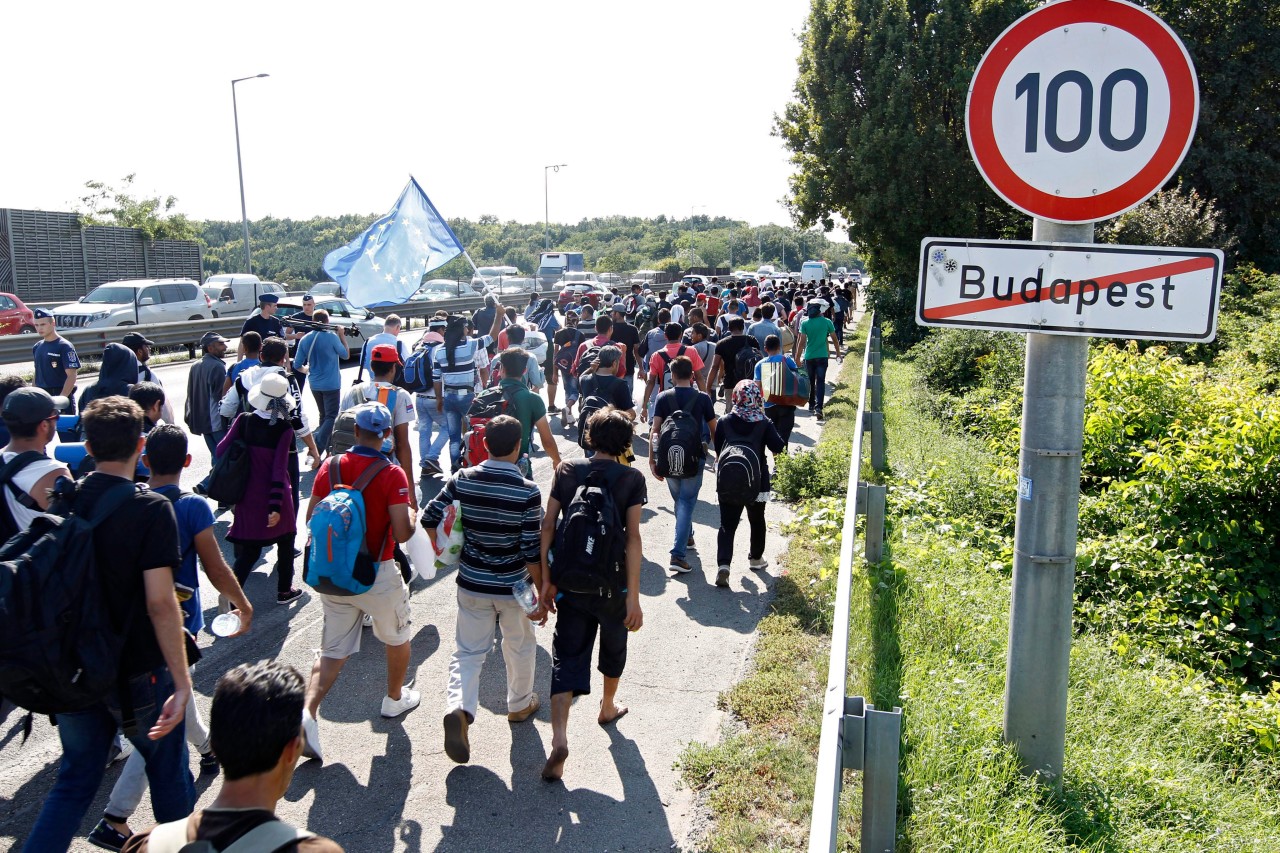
[77,343,139,425]
[744,285,762,309]
[712,380,785,589]
[218,371,302,605]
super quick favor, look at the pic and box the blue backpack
[402,342,438,393]
[306,456,391,596]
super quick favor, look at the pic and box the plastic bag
[405,524,438,581]
[433,500,465,568]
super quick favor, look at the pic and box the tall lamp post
[544,163,567,250]
[231,73,269,274]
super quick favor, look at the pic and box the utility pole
[544,164,567,250]
[231,73,269,274]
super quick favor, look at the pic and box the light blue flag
[323,177,465,308]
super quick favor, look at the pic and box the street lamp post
[231,74,269,275]
[544,164,567,250]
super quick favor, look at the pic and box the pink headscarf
[744,286,761,308]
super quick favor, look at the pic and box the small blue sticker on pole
[1018,476,1033,501]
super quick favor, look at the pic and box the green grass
[678,324,1280,852]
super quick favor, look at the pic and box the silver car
[275,297,383,360]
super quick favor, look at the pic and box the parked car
[557,283,614,310]
[561,271,599,285]
[0,292,37,335]
[470,266,519,292]
[202,275,285,316]
[54,279,214,329]
[308,281,344,298]
[597,272,624,288]
[274,297,383,360]
[681,274,709,289]
[412,279,467,301]
[487,277,542,297]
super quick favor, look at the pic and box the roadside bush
[772,443,851,501]
[909,328,1024,396]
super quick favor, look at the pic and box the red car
[0,292,37,335]
[557,284,614,310]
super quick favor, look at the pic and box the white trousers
[446,588,537,717]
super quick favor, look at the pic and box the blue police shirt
[32,336,80,393]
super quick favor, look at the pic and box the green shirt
[800,316,836,361]
[499,378,547,457]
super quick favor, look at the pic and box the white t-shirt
[1,451,66,533]
[341,381,415,456]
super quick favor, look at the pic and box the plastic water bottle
[512,579,538,616]
[210,612,241,637]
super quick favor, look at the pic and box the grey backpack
[147,815,314,852]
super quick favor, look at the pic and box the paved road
[0,319,845,852]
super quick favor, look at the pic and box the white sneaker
[749,558,770,571]
[362,612,373,627]
[301,712,323,762]
[381,688,422,719]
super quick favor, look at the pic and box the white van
[801,260,830,285]
[202,274,286,316]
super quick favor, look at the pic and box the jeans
[558,369,580,404]
[311,387,341,454]
[666,470,703,560]
[833,313,846,346]
[414,395,449,466]
[441,391,474,469]
[197,428,227,492]
[448,589,536,717]
[23,666,195,852]
[717,501,767,567]
[805,358,830,413]
[233,537,297,594]
[766,405,796,445]
[106,670,209,820]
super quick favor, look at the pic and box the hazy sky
[3,0,817,231]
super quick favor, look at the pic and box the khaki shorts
[319,559,411,658]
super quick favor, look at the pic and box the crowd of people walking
[0,276,857,851]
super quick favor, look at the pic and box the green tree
[1098,180,1236,253]
[77,174,201,241]
[777,0,1033,342]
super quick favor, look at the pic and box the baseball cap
[121,332,156,350]
[200,331,229,348]
[370,344,402,364]
[611,303,627,315]
[352,401,391,433]
[2,387,69,425]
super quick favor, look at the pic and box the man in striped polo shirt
[421,415,546,764]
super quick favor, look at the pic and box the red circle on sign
[967,0,1198,223]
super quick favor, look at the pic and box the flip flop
[598,706,629,727]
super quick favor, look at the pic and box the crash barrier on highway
[0,295,488,366]
[808,314,901,853]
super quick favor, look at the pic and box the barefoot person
[539,408,645,781]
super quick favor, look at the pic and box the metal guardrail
[0,295,489,366]
[809,313,901,853]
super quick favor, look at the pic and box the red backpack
[462,385,516,467]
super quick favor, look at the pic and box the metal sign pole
[1002,217,1092,785]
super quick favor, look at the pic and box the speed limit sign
[966,0,1199,223]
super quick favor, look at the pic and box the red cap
[370,344,402,364]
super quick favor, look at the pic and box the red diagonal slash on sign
[923,255,1216,320]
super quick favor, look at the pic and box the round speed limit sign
[966,0,1199,223]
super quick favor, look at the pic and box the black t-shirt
[715,335,758,386]
[79,472,182,677]
[240,314,284,342]
[653,386,716,425]
[608,321,642,375]
[550,458,647,520]
[554,327,583,356]
[579,373,634,411]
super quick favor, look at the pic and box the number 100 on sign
[967,0,1199,223]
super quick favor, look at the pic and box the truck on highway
[536,251,585,287]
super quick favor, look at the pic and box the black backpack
[0,451,49,544]
[573,344,603,378]
[0,480,140,715]
[551,467,627,599]
[731,337,763,387]
[716,420,766,500]
[206,415,251,506]
[655,395,704,479]
[576,391,611,449]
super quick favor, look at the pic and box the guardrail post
[861,704,903,853]
[866,374,882,417]
[841,696,866,770]
[864,484,886,564]
[864,411,885,473]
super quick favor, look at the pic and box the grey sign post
[954,0,1202,785]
